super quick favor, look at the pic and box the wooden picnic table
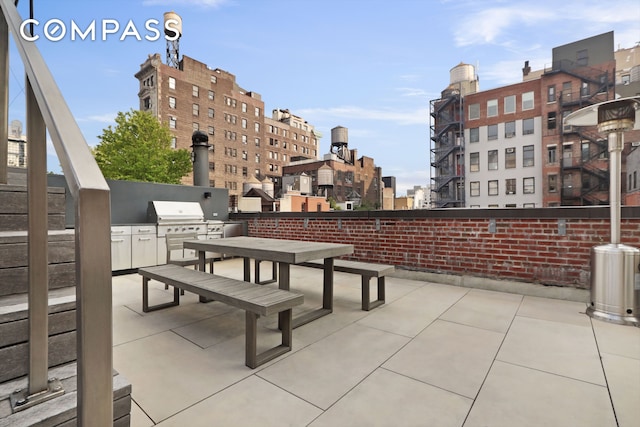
[183,236,354,328]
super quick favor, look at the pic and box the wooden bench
[138,264,304,368]
[297,259,394,311]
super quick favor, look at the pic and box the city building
[135,54,320,197]
[431,32,627,208]
[464,79,543,208]
[7,120,26,168]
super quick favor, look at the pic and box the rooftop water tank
[318,165,334,186]
[450,63,475,85]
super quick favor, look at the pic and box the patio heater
[564,96,640,326]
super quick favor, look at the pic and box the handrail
[0,1,113,425]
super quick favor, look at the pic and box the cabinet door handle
[111,238,125,243]
[138,237,151,241]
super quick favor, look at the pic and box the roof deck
[113,257,639,426]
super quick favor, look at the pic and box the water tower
[164,12,182,69]
[330,126,352,164]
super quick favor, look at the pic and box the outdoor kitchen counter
[184,236,354,328]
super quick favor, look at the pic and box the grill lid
[147,201,205,223]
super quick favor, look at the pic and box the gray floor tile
[600,352,640,427]
[440,288,522,333]
[258,323,409,410]
[129,399,154,427]
[113,331,252,423]
[156,375,322,427]
[517,295,591,326]
[383,319,504,399]
[497,316,606,385]
[592,319,640,360]
[357,283,468,337]
[465,361,616,427]
[310,368,472,427]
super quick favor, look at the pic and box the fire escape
[554,60,614,205]
[430,88,464,208]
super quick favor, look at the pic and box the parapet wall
[231,206,640,289]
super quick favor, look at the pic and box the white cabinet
[111,226,132,271]
[131,225,157,268]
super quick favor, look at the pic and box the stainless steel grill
[148,201,208,263]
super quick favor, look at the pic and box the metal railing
[0,1,113,425]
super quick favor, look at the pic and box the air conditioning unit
[506,147,515,153]
[505,132,516,138]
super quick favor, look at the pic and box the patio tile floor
[111,258,640,427]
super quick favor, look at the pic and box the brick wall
[233,206,640,289]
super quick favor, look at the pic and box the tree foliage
[94,109,191,184]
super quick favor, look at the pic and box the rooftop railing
[1,1,112,424]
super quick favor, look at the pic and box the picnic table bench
[138,264,304,368]
[298,259,394,311]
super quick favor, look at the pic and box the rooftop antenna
[164,12,182,69]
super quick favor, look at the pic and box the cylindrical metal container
[588,243,640,326]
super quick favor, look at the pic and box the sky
[5,0,640,195]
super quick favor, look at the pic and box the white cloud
[297,106,429,126]
[397,87,430,97]
[77,113,116,124]
[454,6,552,47]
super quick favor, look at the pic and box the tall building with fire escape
[431,32,620,208]
[537,32,616,206]
[430,63,479,207]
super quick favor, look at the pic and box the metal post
[191,130,210,187]
[0,12,8,184]
[608,131,623,245]
[26,78,49,395]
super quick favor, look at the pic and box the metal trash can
[588,243,640,326]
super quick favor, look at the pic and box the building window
[207,126,214,135]
[254,123,260,132]
[469,103,480,120]
[469,127,479,143]
[169,117,176,129]
[242,102,247,113]
[504,95,515,114]
[255,138,260,147]
[523,118,534,135]
[168,77,176,90]
[522,91,534,110]
[488,124,498,140]
[488,180,499,196]
[548,174,557,192]
[143,97,151,110]
[622,74,631,85]
[242,150,248,160]
[581,142,590,161]
[577,49,588,66]
[580,81,589,97]
[242,134,247,144]
[255,107,260,117]
[505,121,516,138]
[208,90,214,101]
[506,178,516,195]
[547,145,557,163]
[210,75,217,84]
[523,177,535,194]
[488,150,498,170]
[523,145,534,167]
[170,136,176,149]
[470,181,480,197]
[192,104,199,116]
[547,112,556,130]
[487,99,498,117]
[470,152,480,172]
[192,85,199,97]
[547,85,556,102]
[241,118,247,129]
[192,122,199,132]
[208,108,214,118]
[505,147,516,168]
[168,96,176,109]
[208,162,215,171]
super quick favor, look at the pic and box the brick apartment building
[432,32,640,208]
[135,54,320,197]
